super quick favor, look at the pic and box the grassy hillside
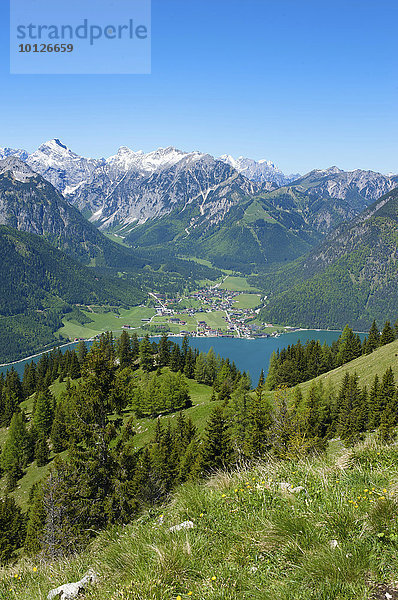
[298,338,398,396]
[3,436,398,600]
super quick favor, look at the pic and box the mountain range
[1,137,398,337]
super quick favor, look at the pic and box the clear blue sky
[1,0,397,174]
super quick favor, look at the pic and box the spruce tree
[35,436,50,466]
[25,484,45,555]
[158,333,171,367]
[77,340,88,365]
[195,406,234,475]
[380,321,395,346]
[139,335,154,372]
[51,399,69,452]
[117,330,132,369]
[0,496,25,564]
[1,411,32,489]
[336,325,362,366]
[32,389,54,439]
[365,320,380,353]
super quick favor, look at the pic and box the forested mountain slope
[261,187,398,329]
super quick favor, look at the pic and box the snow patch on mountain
[219,154,299,186]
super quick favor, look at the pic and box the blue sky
[1,0,397,174]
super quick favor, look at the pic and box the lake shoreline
[0,326,360,372]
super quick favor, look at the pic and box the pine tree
[195,406,234,475]
[245,387,272,458]
[170,344,182,372]
[117,330,132,369]
[131,332,140,360]
[183,347,196,379]
[380,321,395,346]
[35,436,50,467]
[22,362,37,397]
[51,399,69,452]
[68,352,81,379]
[1,411,32,489]
[365,320,380,353]
[379,403,396,443]
[368,374,380,429]
[77,340,88,365]
[336,325,362,366]
[25,484,45,555]
[32,389,54,439]
[0,496,26,564]
[158,333,171,367]
[139,335,154,372]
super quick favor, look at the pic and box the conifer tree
[183,347,196,379]
[195,406,234,475]
[22,362,37,397]
[68,352,81,379]
[35,436,50,466]
[158,333,171,367]
[1,411,32,488]
[365,320,380,353]
[0,496,25,564]
[139,335,154,372]
[25,484,45,555]
[368,374,380,429]
[380,321,395,346]
[77,340,88,365]
[51,399,69,452]
[32,389,54,439]
[117,330,132,369]
[379,403,396,443]
[245,387,272,458]
[336,325,362,366]
[170,343,182,372]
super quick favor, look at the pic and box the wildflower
[188,592,193,596]
[380,496,386,500]
[200,513,204,517]
[364,489,368,493]
[211,576,217,581]
[221,494,226,498]
[383,489,387,494]
[33,567,37,573]
[177,596,182,600]
[234,489,238,493]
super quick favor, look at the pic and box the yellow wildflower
[211,576,217,581]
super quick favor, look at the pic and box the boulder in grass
[169,520,194,532]
[47,570,98,600]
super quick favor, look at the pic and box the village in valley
[134,279,288,339]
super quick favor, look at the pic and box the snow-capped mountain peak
[26,139,103,192]
[0,147,29,161]
[219,154,297,186]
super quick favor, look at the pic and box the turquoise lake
[0,330,356,384]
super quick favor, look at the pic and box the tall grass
[2,436,398,600]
